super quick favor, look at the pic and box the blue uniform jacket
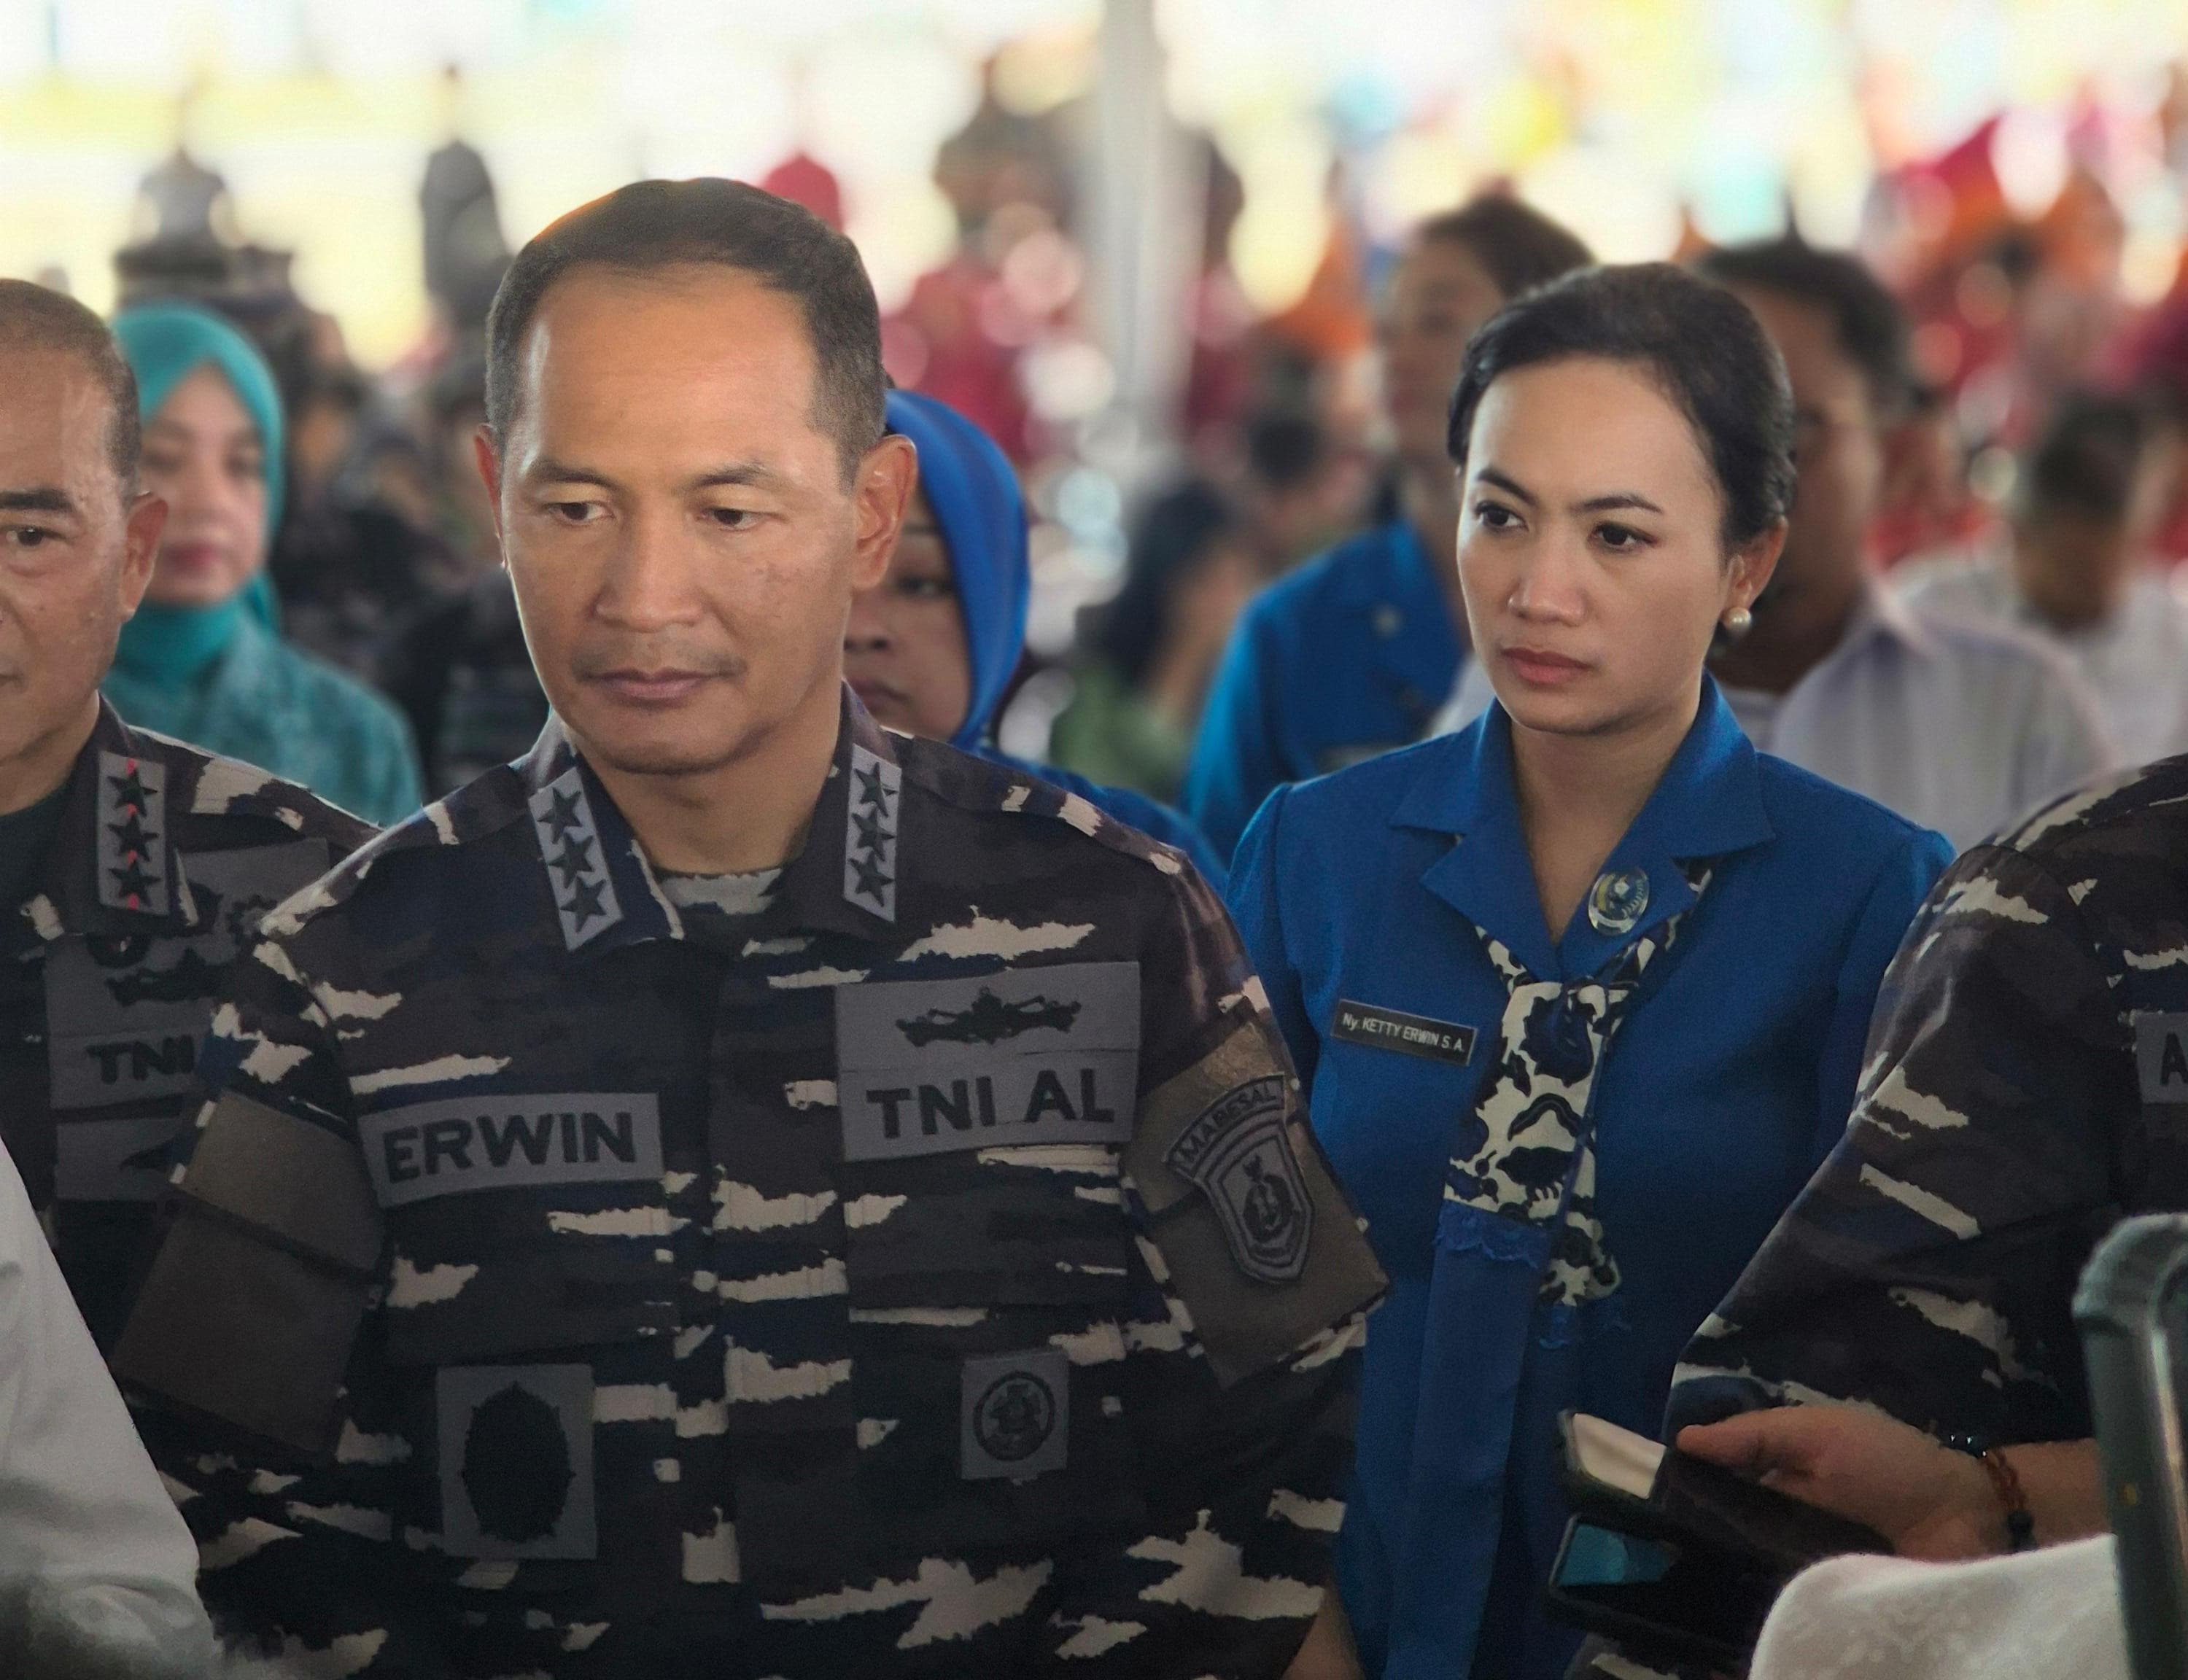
[1185,520,1460,862]
[1227,681,1953,1680]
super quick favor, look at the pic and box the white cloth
[1750,1536,2127,1680]
[1441,585,2116,854]
[1893,547,2188,770]
[0,1139,212,1666]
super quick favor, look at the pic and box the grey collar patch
[843,744,901,923]
[96,752,171,917]
[529,768,624,951]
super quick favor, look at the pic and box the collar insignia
[843,744,900,922]
[96,752,170,917]
[529,768,624,951]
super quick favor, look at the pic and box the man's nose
[593,511,706,630]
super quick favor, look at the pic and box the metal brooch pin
[1586,868,1650,936]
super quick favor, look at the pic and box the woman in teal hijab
[103,303,423,825]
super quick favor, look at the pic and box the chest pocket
[355,1092,678,1570]
[732,965,1152,1590]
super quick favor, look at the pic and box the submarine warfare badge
[1165,1074,1314,1285]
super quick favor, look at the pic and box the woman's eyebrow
[1572,491,1665,515]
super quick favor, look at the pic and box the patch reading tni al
[1330,999,1475,1067]
[836,962,1141,1162]
[1165,1076,1314,1284]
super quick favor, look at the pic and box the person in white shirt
[1691,238,2114,853]
[1896,391,2188,769]
[0,1134,212,1676]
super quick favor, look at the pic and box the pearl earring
[1721,606,1753,637]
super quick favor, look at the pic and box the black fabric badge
[1330,999,1476,1067]
[961,1347,1070,1481]
[437,1364,596,1559]
[1165,1076,1314,1285]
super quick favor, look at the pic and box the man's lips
[585,668,717,704]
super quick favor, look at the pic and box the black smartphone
[2074,1212,2188,1680]
[1545,1517,1780,1672]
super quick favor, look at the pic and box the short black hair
[1243,409,1330,491]
[0,279,141,492]
[1093,478,1241,685]
[1416,193,1594,300]
[1446,262,1796,551]
[2020,391,2151,525]
[484,178,885,481]
[1694,236,1914,419]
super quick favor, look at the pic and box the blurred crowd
[85,61,2188,844]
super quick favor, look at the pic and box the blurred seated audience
[1185,192,1594,860]
[1234,407,1367,575]
[1896,390,2188,766]
[1047,478,1258,805]
[847,388,1227,884]
[376,358,548,795]
[268,363,460,680]
[99,304,423,825]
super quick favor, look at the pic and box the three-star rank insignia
[529,769,624,951]
[842,744,901,922]
[96,753,170,917]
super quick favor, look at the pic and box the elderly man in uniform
[114,180,1384,1679]
[0,279,373,1352]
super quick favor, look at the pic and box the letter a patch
[1165,1076,1314,1284]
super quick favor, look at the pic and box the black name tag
[1330,999,1476,1067]
[836,962,1141,1162]
[357,1094,663,1207]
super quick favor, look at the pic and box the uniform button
[1586,868,1650,936]
[1373,604,1403,638]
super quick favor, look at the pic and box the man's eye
[707,508,759,531]
[548,502,602,524]
[6,526,53,551]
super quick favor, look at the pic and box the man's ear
[471,425,508,565]
[852,433,918,593]
[116,492,167,618]
[1877,413,1932,513]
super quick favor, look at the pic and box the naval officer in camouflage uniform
[0,279,375,1350]
[114,179,1384,1677]
[1659,754,2188,1560]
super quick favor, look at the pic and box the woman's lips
[1500,645,1591,686]
[160,542,229,574]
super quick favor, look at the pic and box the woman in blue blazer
[1229,265,1954,1680]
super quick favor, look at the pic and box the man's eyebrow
[688,462,788,492]
[523,456,620,489]
[0,487,79,516]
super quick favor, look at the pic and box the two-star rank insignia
[95,753,170,917]
[528,769,624,951]
[843,744,901,922]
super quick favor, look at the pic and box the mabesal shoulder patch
[1127,1022,1385,1386]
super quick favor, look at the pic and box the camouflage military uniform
[0,700,373,1348]
[115,692,1384,1678]
[1667,752,2188,1442]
